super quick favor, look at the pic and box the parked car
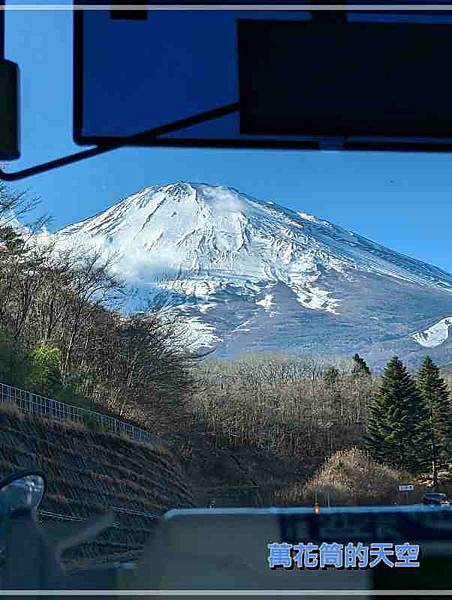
[422,492,450,506]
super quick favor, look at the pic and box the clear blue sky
[4,4,452,273]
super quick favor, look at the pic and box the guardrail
[40,505,161,524]
[0,381,160,445]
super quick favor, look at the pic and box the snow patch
[182,316,221,348]
[297,212,319,223]
[256,294,274,311]
[293,286,340,314]
[197,302,217,314]
[158,305,221,350]
[233,319,253,333]
[412,317,452,348]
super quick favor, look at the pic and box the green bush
[27,343,62,397]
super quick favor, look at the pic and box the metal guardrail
[40,505,161,524]
[0,382,161,446]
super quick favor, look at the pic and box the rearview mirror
[0,471,46,515]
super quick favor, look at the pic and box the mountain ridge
[51,182,452,366]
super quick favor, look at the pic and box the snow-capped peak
[54,182,452,316]
[47,182,452,364]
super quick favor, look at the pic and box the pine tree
[417,356,452,486]
[352,353,371,378]
[0,225,25,254]
[324,366,340,387]
[0,328,31,387]
[366,356,430,474]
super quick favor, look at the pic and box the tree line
[190,352,377,460]
[189,351,452,488]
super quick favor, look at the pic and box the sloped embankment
[0,404,194,567]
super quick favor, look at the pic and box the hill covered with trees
[0,183,196,437]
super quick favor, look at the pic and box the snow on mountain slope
[412,318,452,348]
[55,182,452,301]
[52,182,452,366]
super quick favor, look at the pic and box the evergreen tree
[366,356,430,474]
[352,353,371,378]
[0,225,25,254]
[324,366,340,387]
[0,328,31,387]
[417,356,452,486]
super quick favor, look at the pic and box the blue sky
[4,5,452,273]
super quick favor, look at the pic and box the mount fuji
[52,182,452,367]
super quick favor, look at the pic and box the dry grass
[0,401,23,418]
[277,447,405,506]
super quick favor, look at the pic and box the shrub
[281,447,404,506]
[27,343,62,397]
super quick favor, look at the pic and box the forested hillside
[0,183,195,436]
[185,353,452,506]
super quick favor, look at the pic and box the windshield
[2,0,452,586]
